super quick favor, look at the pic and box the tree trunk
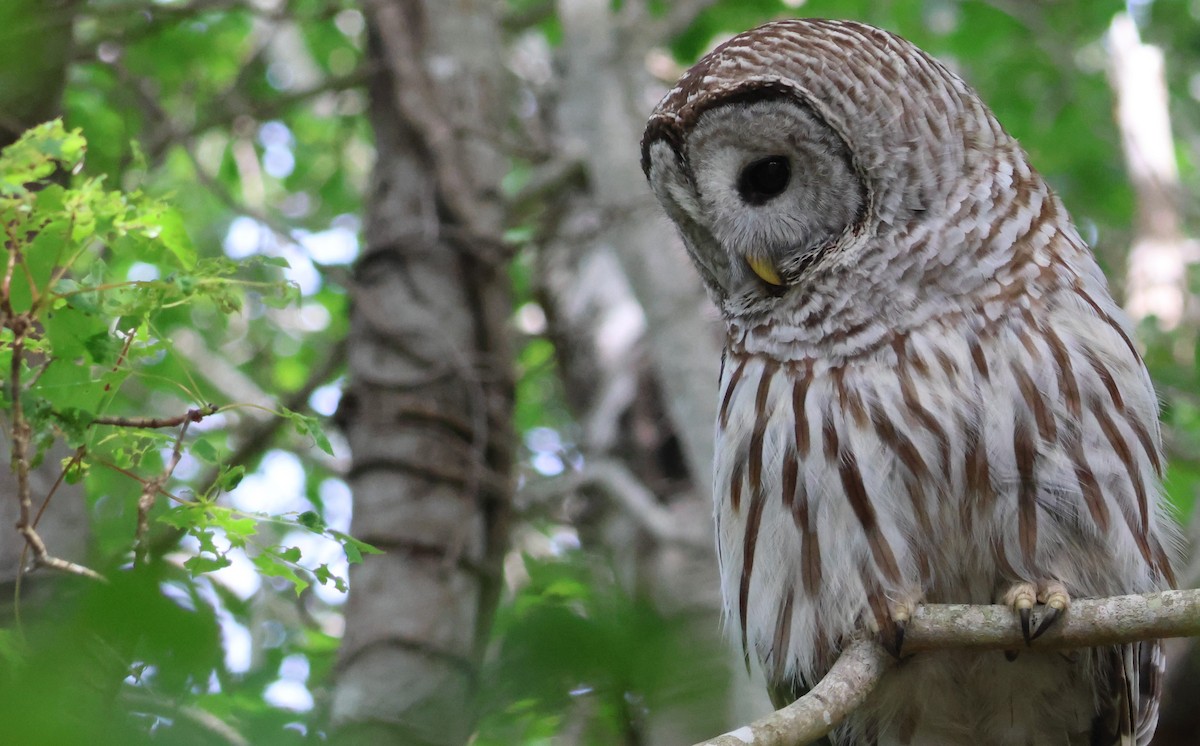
[546,2,773,739]
[332,2,514,744]
[0,0,90,610]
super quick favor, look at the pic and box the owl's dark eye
[737,156,791,204]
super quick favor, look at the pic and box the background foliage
[0,0,1197,744]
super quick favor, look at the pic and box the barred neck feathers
[729,149,1088,364]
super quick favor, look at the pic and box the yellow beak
[746,255,783,286]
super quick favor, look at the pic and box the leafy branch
[0,120,367,606]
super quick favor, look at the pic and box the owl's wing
[1093,640,1164,746]
[1131,639,1165,746]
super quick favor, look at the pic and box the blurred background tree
[0,0,1197,744]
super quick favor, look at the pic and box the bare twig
[134,407,208,564]
[92,404,219,430]
[122,691,250,745]
[694,589,1200,746]
[16,526,106,583]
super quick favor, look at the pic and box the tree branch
[699,637,888,746]
[695,589,1200,746]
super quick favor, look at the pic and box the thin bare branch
[134,408,207,564]
[93,405,218,430]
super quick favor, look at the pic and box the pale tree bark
[1107,13,1194,329]
[537,1,773,741]
[332,2,513,744]
[555,0,721,489]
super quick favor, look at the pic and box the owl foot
[1002,580,1071,646]
[1032,580,1070,639]
[879,596,920,658]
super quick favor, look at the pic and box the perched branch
[699,637,888,746]
[695,589,1200,746]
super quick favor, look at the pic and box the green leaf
[330,530,383,564]
[183,554,232,575]
[286,411,334,455]
[218,465,245,491]
[150,206,196,269]
[251,551,310,596]
[314,564,348,593]
[189,438,220,464]
[297,510,324,531]
[0,120,85,193]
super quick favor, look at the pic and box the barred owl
[641,19,1177,745]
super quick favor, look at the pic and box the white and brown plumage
[641,19,1177,745]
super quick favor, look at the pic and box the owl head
[641,19,1018,319]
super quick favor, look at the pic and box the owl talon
[1002,582,1038,645]
[1002,580,1071,645]
[1031,581,1071,639]
[882,596,918,658]
[1030,606,1060,640]
[886,618,907,658]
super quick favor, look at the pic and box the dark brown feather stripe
[792,366,812,456]
[1011,359,1056,442]
[737,364,777,664]
[1083,344,1163,477]
[894,338,951,472]
[1074,286,1140,361]
[834,368,868,428]
[1092,397,1149,537]
[830,410,902,584]
[770,585,795,683]
[781,451,798,510]
[1084,347,1125,411]
[964,414,993,525]
[1013,416,1039,566]
[1070,441,1111,534]
[739,474,768,661]
[748,361,778,493]
[870,402,934,540]
[719,357,747,430]
[969,333,991,382]
[1042,325,1082,419]
[1040,327,1112,533]
[1127,415,1163,477]
[786,452,822,597]
[730,460,744,513]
